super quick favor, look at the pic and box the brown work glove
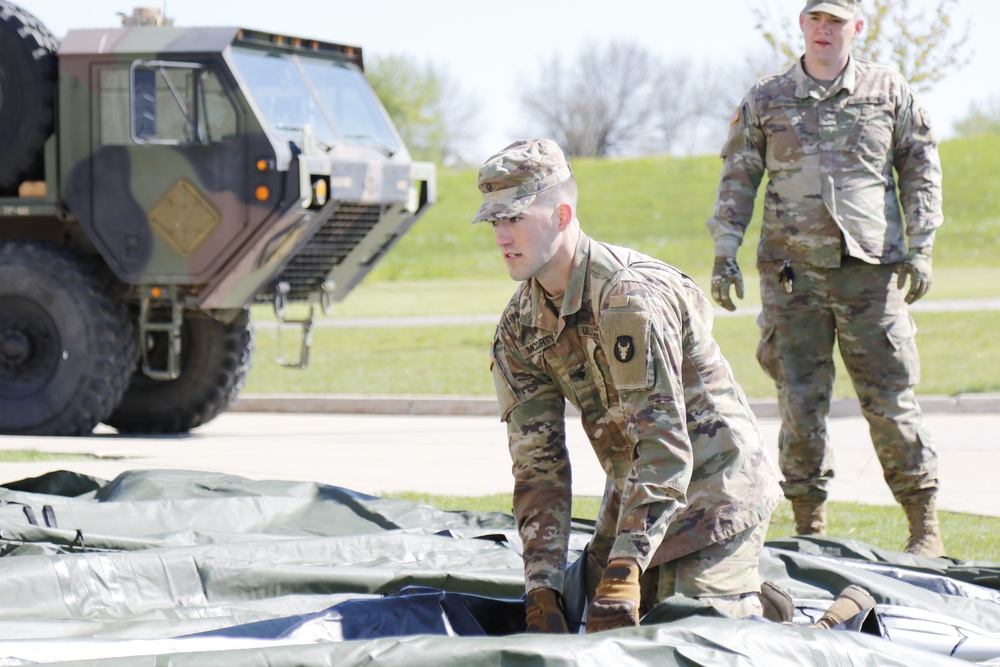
[897,247,933,304]
[585,559,641,633]
[711,256,744,311]
[524,587,569,633]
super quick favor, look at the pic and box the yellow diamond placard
[149,179,220,257]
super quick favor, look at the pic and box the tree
[954,98,1000,137]
[655,50,782,156]
[365,55,477,165]
[519,41,780,158]
[519,40,662,157]
[749,0,971,92]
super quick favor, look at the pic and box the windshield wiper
[344,134,395,157]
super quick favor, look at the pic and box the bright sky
[18,0,995,164]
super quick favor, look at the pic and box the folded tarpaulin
[0,469,998,666]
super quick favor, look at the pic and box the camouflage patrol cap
[803,0,860,19]
[472,139,573,224]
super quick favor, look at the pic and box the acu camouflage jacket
[707,56,943,267]
[491,234,781,593]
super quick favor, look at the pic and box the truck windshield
[230,45,400,155]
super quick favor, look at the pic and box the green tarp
[1,469,998,665]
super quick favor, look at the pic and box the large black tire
[0,1,58,192]
[0,241,136,436]
[105,310,254,434]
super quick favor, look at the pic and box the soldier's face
[800,11,863,67]
[491,202,561,283]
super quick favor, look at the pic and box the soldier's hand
[524,587,569,633]
[897,248,933,304]
[711,256,744,311]
[586,559,641,633]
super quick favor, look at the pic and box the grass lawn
[243,307,1000,398]
[385,491,997,563]
[244,133,1000,398]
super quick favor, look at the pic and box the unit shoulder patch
[601,309,652,390]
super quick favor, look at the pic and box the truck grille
[255,202,386,303]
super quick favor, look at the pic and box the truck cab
[0,5,435,435]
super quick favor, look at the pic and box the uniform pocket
[755,313,781,382]
[763,104,811,163]
[885,314,918,350]
[491,343,521,422]
[846,98,892,160]
[883,315,921,386]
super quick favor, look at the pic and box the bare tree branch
[519,40,662,157]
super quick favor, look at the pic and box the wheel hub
[0,298,60,397]
[1,330,31,365]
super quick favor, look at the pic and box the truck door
[88,60,247,283]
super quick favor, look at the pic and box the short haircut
[534,176,579,210]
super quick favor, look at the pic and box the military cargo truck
[0,3,435,436]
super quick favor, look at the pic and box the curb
[231,393,1000,418]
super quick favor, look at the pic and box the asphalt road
[1,407,997,517]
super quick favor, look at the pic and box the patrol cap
[803,0,860,20]
[472,138,573,224]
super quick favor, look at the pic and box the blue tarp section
[1,468,998,665]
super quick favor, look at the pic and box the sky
[16,0,996,165]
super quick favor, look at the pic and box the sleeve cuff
[524,572,564,594]
[609,535,654,572]
[713,234,742,258]
[908,231,936,254]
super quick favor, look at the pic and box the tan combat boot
[902,499,947,558]
[759,580,794,623]
[812,585,876,629]
[791,497,826,535]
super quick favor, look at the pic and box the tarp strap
[22,505,38,526]
[0,501,59,528]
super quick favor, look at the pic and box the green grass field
[243,307,1000,398]
[244,133,1000,398]
[362,134,1000,285]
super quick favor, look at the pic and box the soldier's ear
[555,203,573,229]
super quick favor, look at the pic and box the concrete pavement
[1,394,998,517]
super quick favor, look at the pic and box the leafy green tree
[366,55,476,164]
[750,0,971,92]
[954,98,1000,137]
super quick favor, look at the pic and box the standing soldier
[477,138,783,632]
[706,0,945,556]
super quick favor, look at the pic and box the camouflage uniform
[706,56,943,505]
[491,232,782,610]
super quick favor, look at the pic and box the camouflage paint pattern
[756,257,938,502]
[491,233,781,594]
[706,57,942,265]
[13,22,433,310]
